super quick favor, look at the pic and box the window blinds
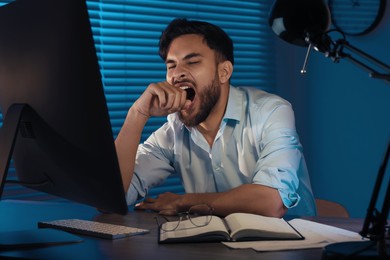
[0,0,275,200]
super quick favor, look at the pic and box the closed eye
[166,63,176,70]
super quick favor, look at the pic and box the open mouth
[180,86,195,101]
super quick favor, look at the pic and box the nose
[172,64,187,80]
[166,63,188,84]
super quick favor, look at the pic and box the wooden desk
[0,200,364,260]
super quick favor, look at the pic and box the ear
[218,60,233,84]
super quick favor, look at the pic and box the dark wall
[273,5,390,218]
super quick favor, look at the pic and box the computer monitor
[0,0,128,215]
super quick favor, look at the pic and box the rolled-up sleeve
[251,102,303,209]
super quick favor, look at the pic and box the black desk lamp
[269,0,390,82]
[268,0,390,258]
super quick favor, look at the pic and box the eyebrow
[165,52,202,64]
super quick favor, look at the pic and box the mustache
[173,79,195,85]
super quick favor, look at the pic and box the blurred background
[1,0,389,218]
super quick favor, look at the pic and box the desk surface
[0,200,364,260]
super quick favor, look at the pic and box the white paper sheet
[222,218,367,252]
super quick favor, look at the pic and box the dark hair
[159,18,234,65]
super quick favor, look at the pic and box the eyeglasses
[155,204,214,232]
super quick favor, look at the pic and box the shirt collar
[223,85,242,123]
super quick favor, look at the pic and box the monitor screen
[0,0,128,215]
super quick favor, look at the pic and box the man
[115,18,316,217]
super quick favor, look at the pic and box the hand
[135,192,184,215]
[133,82,191,118]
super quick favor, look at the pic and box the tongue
[184,88,195,101]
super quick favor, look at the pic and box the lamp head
[269,0,331,51]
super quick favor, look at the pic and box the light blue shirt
[127,86,316,216]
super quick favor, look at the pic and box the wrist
[127,106,150,122]
[179,193,211,209]
[119,106,149,138]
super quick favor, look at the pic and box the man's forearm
[115,107,149,191]
[180,184,287,217]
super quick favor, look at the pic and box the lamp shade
[268,0,330,47]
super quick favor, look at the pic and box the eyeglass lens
[157,204,213,231]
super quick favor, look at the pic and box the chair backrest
[315,199,349,218]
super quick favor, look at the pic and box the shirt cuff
[278,188,301,209]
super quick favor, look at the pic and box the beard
[178,74,220,127]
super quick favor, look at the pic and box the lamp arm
[327,39,390,82]
[343,41,390,72]
[343,53,390,81]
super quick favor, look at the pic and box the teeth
[179,86,195,101]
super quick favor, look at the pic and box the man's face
[165,34,220,126]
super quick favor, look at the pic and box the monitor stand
[0,104,26,196]
[0,104,83,250]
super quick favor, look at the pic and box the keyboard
[38,219,150,240]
